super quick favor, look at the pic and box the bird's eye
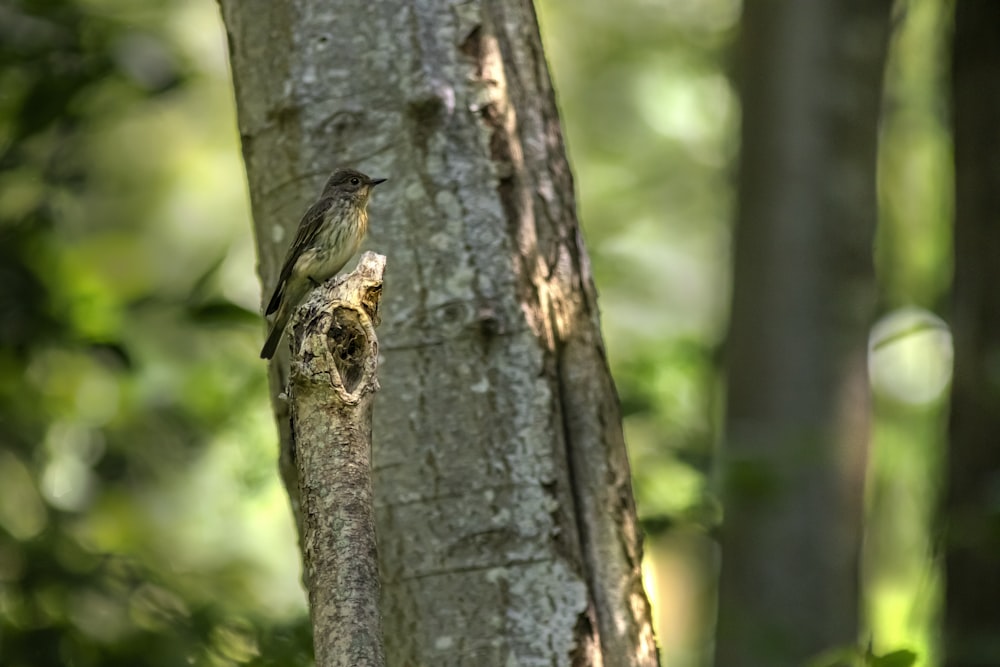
[350,177,360,186]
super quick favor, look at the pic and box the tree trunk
[716,2,892,665]
[217,1,658,665]
[946,5,1000,666]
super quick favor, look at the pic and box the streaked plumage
[260,168,386,359]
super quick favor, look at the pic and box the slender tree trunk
[217,1,657,665]
[946,5,1000,666]
[290,253,387,667]
[716,2,892,665]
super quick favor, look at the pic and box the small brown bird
[260,168,386,359]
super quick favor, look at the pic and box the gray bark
[946,4,1000,665]
[289,252,387,667]
[217,0,657,665]
[716,1,892,665]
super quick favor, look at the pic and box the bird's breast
[298,208,368,281]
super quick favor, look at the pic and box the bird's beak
[371,178,387,186]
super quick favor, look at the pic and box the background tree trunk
[946,4,1000,666]
[716,1,892,665]
[217,1,658,665]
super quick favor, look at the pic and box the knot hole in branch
[327,310,368,393]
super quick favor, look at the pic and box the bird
[260,168,386,359]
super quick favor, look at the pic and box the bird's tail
[260,317,286,359]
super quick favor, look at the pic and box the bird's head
[323,168,387,204]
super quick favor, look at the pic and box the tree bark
[289,252,386,667]
[946,4,1000,666]
[716,2,892,665]
[217,1,657,665]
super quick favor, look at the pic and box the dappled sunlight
[148,408,305,617]
[0,450,48,540]
[869,308,953,406]
[868,568,940,664]
[642,530,717,667]
[633,67,736,166]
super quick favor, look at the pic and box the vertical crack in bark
[555,333,605,660]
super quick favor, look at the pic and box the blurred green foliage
[0,0,953,665]
[0,1,306,665]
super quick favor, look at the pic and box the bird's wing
[264,197,331,315]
